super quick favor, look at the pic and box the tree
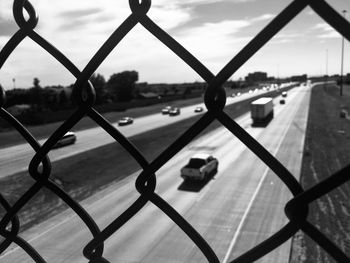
[107,71,138,102]
[29,87,44,109]
[182,86,192,99]
[59,90,68,106]
[33,77,41,89]
[29,78,44,109]
[0,84,5,106]
[89,73,107,104]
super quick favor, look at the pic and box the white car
[53,131,76,148]
[169,107,181,116]
[194,106,204,113]
[118,117,133,126]
[161,106,172,114]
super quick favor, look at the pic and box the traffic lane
[225,85,310,262]
[0,86,304,262]
[86,123,260,262]
[0,108,261,262]
[140,87,309,262]
[0,85,304,262]
[4,86,304,262]
[0,87,270,178]
[141,139,270,262]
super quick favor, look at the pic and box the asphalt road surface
[0,84,310,262]
[0,87,272,178]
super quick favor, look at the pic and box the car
[53,131,76,148]
[194,106,204,113]
[282,91,287,97]
[231,93,236,97]
[280,99,285,104]
[118,117,133,126]
[161,106,172,114]
[169,107,181,116]
[180,153,218,181]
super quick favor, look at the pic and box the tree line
[1,70,139,110]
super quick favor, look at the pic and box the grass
[290,84,350,263]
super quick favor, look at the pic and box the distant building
[245,72,268,83]
[290,74,307,82]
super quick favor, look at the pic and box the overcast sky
[0,0,349,89]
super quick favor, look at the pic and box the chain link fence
[0,0,349,262]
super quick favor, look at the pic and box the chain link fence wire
[0,0,349,262]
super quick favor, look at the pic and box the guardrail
[0,0,349,262]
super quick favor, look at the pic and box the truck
[180,153,218,181]
[250,97,274,126]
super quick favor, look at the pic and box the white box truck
[250,97,274,126]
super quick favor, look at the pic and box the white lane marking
[222,91,303,263]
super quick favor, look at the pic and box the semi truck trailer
[250,97,274,126]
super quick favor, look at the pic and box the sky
[0,0,349,89]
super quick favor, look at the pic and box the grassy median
[290,84,350,263]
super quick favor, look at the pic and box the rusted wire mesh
[0,0,349,262]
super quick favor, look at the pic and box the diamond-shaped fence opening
[0,0,350,262]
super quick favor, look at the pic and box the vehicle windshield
[188,158,206,168]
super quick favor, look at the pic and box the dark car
[169,107,181,116]
[161,106,172,114]
[194,106,204,113]
[280,99,285,104]
[118,117,134,126]
[53,131,76,148]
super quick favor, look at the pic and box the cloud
[173,19,251,66]
[251,14,275,22]
[148,5,193,30]
[59,8,104,19]
[313,22,340,38]
[269,32,305,44]
[174,12,277,56]
[313,23,333,31]
[0,18,18,36]
[154,0,254,6]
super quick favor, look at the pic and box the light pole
[326,49,328,76]
[340,9,347,96]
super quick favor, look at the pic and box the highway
[0,87,271,178]
[0,84,310,262]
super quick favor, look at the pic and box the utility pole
[340,10,347,96]
[326,49,328,76]
[325,49,328,87]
